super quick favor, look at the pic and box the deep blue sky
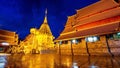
[0,0,99,40]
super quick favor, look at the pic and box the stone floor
[0,54,120,68]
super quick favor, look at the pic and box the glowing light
[117,32,120,35]
[89,65,99,68]
[73,66,78,68]
[87,37,93,42]
[0,53,11,56]
[86,36,99,42]
[0,56,6,68]
[93,37,97,41]
[1,42,9,46]
[59,41,62,45]
[72,39,76,43]
[73,62,78,68]
[0,63,5,68]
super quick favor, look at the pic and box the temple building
[0,29,18,53]
[55,0,120,56]
[9,10,55,54]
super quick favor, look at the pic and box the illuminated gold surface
[20,16,54,54]
[1,54,120,68]
[9,10,55,54]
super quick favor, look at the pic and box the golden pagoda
[10,9,55,54]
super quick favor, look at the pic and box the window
[114,32,120,39]
[62,41,68,44]
[59,41,68,45]
[107,32,120,40]
[71,39,81,44]
[0,48,3,51]
[117,32,120,36]
[106,34,114,39]
[85,36,100,42]
[59,41,62,45]
[77,38,81,43]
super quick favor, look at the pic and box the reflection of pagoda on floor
[18,10,55,54]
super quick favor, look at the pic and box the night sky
[0,0,99,40]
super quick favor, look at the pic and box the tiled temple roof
[55,0,120,41]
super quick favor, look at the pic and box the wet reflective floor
[0,54,120,68]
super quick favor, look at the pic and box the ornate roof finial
[44,9,47,23]
[45,9,47,16]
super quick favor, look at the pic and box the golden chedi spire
[39,9,53,36]
[44,9,47,23]
[16,9,55,54]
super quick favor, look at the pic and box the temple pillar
[105,36,114,56]
[58,42,61,55]
[81,39,90,55]
[70,41,74,55]
[85,41,90,56]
